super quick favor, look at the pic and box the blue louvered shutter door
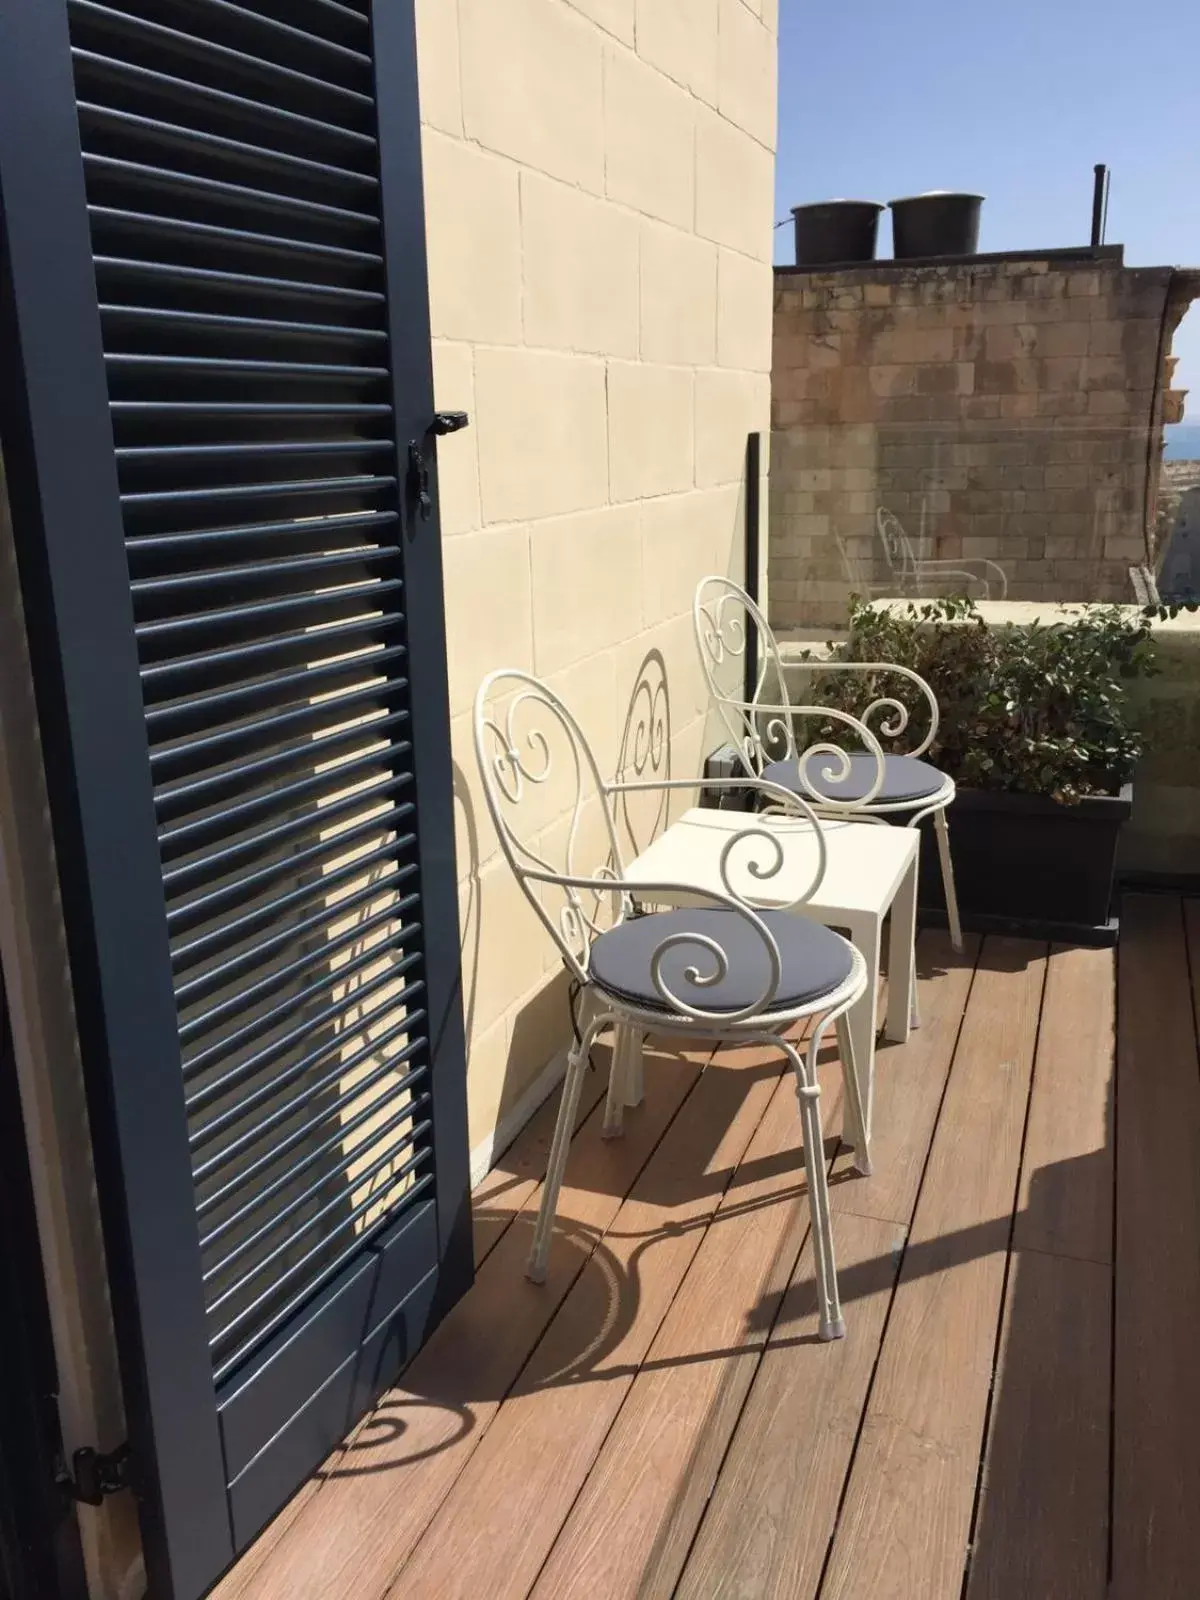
[0,2,472,1594]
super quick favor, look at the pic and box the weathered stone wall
[769,252,1198,630]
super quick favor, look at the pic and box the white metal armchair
[474,669,872,1342]
[877,507,1009,600]
[693,575,964,952]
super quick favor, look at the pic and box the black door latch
[407,413,471,522]
[407,440,432,520]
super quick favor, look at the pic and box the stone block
[1037,321,1090,359]
[530,504,643,674]
[977,357,1039,394]
[717,0,777,148]
[423,132,522,345]
[1081,355,1128,392]
[415,0,463,135]
[635,0,719,104]
[608,360,695,500]
[1039,391,1090,417]
[962,535,1002,559]
[696,104,775,259]
[564,0,635,42]
[964,395,1003,420]
[1040,354,1086,391]
[521,171,640,356]
[1103,535,1149,563]
[1045,464,1090,491]
[984,322,1038,362]
[431,340,480,536]
[444,526,533,717]
[1088,389,1135,417]
[717,249,774,370]
[874,326,954,364]
[868,364,916,399]
[695,367,769,487]
[460,0,604,190]
[475,347,608,521]
[605,46,695,229]
[640,221,718,365]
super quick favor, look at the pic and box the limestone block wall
[769,252,1198,632]
[415,0,777,1161]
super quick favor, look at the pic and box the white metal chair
[473,670,873,1341]
[877,506,1009,600]
[693,575,964,952]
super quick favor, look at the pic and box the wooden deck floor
[214,894,1200,1600]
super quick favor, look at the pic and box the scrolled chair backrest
[876,506,917,583]
[474,669,627,985]
[474,669,835,1024]
[693,575,891,810]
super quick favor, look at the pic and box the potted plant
[807,596,1173,944]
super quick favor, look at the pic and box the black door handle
[430,411,470,436]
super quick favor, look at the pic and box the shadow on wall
[453,650,680,1167]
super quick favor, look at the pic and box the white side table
[623,809,919,1138]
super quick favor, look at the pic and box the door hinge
[59,1444,133,1505]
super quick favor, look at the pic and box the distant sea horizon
[1165,421,1200,461]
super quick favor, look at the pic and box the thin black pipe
[744,431,761,710]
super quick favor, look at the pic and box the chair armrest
[914,557,1009,598]
[609,741,889,814]
[731,665,939,761]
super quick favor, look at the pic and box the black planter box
[911,783,1134,947]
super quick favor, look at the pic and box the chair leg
[624,1028,645,1107]
[835,1013,872,1178]
[933,807,964,953]
[783,1033,845,1341]
[603,1024,631,1139]
[527,1044,589,1284]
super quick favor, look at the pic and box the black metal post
[1091,164,1109,250]
[744,431,761,710]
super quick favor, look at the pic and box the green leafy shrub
[801,597,1169,803]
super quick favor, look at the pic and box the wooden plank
[1113,895,1200,1599]
[1014,944,1114,1264]
[528,1051,847,1600]
[674,933,976,1600]
[391,1045,792,1600]
[831,931,979,1224]
[211,1048,702,1600]
[676,1210,903,1600]
[820,937,1047,1600]
[965,1248,1109,1600]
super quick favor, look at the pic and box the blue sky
[774,0,1200,413]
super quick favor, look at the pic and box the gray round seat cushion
[588,908,854,1017]
[763,751,946,806]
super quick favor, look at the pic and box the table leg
[842,913,880,1144]
[886,852,918,1043]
